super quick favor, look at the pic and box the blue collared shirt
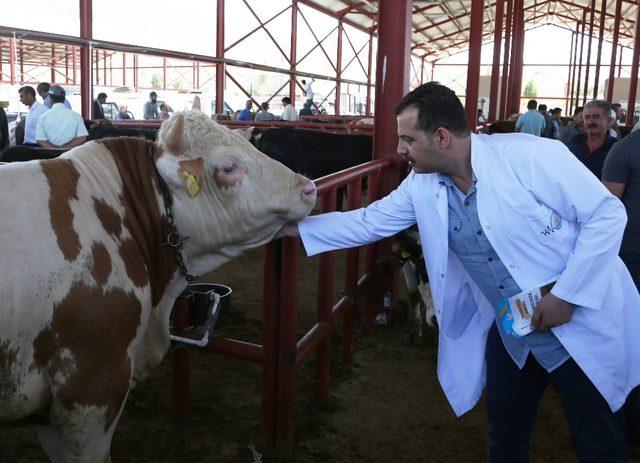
[440,173,570,372]
[515,109,546,136]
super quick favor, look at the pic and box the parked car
[102,102,134,120]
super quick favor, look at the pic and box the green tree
[150,74,162,89]
[524,80,537,97]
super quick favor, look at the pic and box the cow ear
[164,114,186,155]
[178,157,205,198]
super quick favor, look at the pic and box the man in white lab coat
[278,82,640,462]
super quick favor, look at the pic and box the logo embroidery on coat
[540,211,563,236]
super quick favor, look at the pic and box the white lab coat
[299,133,640,416]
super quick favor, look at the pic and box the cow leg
[38,383,130,463]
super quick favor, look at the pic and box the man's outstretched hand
[275,222,300,239]
[531,292,574,333]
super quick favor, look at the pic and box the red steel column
[365,32,373,115]
[500,0,513,119]
[583,0,596,104]
[8,38,15,85]
[335,18,343,115]
[512,0,525,113]
[606,0,623,102]
[575,11,587,110]
[373,0,412,179]
[465,0,485,130]
[488,0,504,122]
[289,0,298,103]
[566,31,575,114]
[163,58,167,90]
[506,0,519,115]
[215,0,225,114]
[569,22,580,115]
[592,0,606,99]
[79,0,93,119]
[626,4,640,127]
[122,52,126,86]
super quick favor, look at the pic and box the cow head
[155,111,316,274]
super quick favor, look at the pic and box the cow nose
[300,180,316,199]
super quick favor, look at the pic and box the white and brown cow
[0,110,316,462]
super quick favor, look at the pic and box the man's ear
[433,127,451,149]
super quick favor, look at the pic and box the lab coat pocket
[442,282,477,339]
[525,205,564,245]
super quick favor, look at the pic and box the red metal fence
[170,157,395,457]
[107,117,374,136]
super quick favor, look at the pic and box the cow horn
[165,114,186,155]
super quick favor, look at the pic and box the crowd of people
[13,83,88,149]
[231,78,319,122]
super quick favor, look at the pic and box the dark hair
[49,94,65,104]
[552,108,562,115]
[282,97,291,105]
[261,102,269,110]
[527,99,537,109]
[611,103,621,110]
[538,104,547,112]
[97,92,107,99]
[37,82,51,94]
[573,106,584,115]
[301,79,306,84]
[149,91,157,97]
[394,82,470,137]
[19,86,36,98]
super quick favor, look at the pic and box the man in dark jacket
[93,93,107,119]
[0,102,9,151]
[566,100,617,179]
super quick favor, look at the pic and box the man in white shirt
[278,82,640,461]
[36,85,88,149]
[18,85,49,146]
[301,79,314,103]
[281,97,298,122]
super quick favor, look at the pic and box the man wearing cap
[36,85,88,149]
[37,82,72,110]
[143,91,160,119]
[18,86,49,147]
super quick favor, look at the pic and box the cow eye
[222,163,236,174]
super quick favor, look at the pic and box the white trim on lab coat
[299,133,640,416]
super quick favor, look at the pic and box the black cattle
[88,125,158,142]
[0,145,68,162]
[252,127,372,179]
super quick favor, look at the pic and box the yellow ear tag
[182,171,201,198]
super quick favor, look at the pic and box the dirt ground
[2,247,637,463]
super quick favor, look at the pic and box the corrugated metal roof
[308,0,638,61]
